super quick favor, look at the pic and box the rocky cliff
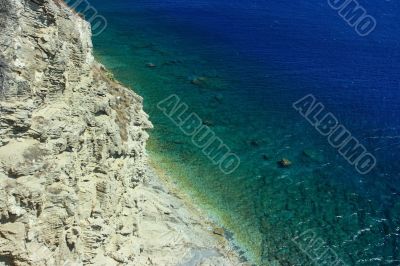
[0,0,153,264]
[0,1,246,265]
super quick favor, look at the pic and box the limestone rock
[0,1,246,265]
[0,0,152,264]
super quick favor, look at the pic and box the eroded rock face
[0,0,152,264]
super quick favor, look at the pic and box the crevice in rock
[0,255,13,266]
[0,213,18,224]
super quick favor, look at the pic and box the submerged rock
[213,227,225,236]
[248,139,262,147]
[146,62,157,68]
[302,149,323,162]
[191,76,207,86]
[202,120,214,126]
[162,59,182,66]
[278,158,292,168]
[262,154,270,161]
[214,93,223,103]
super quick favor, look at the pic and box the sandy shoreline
[132,164,249,265]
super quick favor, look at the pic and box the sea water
[78,0,400,264]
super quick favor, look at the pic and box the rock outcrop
[0,0,153,264]
[0,1,246,265]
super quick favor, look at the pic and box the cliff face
[0,0,152,264]
[0,1,248,265]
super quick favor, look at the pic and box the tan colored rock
[0,0,246,265]
[213,227,225,237]
[0,0,151,264]
[278,158,292,168]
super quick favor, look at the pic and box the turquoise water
[79,1,399,265]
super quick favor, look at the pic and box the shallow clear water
[79,1,400,265]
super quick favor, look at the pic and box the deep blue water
[77,0,400,264]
